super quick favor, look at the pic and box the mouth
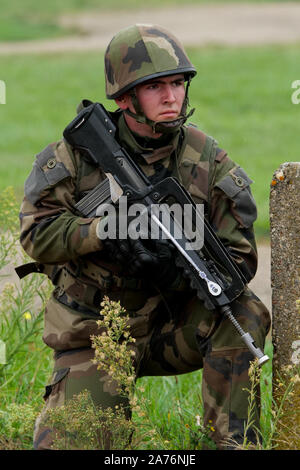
[159,110,179,120]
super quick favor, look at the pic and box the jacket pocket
[25,145,71,204]
[215,166,257,228]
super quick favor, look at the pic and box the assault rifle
[63,102,269,365]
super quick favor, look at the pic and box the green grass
[1,0,298,41]
[1,44,300,234]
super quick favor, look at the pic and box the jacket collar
[117,113,180,165]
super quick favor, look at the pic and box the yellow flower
[23,311,32,320]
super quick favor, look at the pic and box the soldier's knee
[236,288,271,340]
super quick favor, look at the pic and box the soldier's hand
[126,238,179,288]
[96,216,179,287]
[96,214,129,265]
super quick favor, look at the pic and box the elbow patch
[215,166,257,228]
[25,144,71,204]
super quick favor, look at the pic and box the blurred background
[1,0,300,241]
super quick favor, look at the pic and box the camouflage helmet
[105,24,197,99]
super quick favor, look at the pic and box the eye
[147,83,159,90]
[174,80,184,87]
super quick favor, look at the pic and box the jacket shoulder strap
[178,124,223,206]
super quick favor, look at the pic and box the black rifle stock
[63,102,269,365]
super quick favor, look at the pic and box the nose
[162,84,176,103]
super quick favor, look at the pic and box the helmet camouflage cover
[105,24,197,99]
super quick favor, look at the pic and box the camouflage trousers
[33,286,270,450]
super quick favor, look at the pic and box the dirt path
[0,2,300,54]
[249,242,271,312]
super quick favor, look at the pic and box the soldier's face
[116,74,186,137]
[135,74,185,122]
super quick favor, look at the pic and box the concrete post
[270,162,300,450]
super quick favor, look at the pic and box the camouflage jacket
[19,104,258,347]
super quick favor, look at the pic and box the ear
[115,94,131,110]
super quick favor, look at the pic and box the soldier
[19,24,270,450]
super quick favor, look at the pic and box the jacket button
[234,176,244,187]
[47,158,57,169]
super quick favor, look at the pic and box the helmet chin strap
[124,77,195,135]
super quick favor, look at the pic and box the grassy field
[0,0,296,41]
[1,44,300,235]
